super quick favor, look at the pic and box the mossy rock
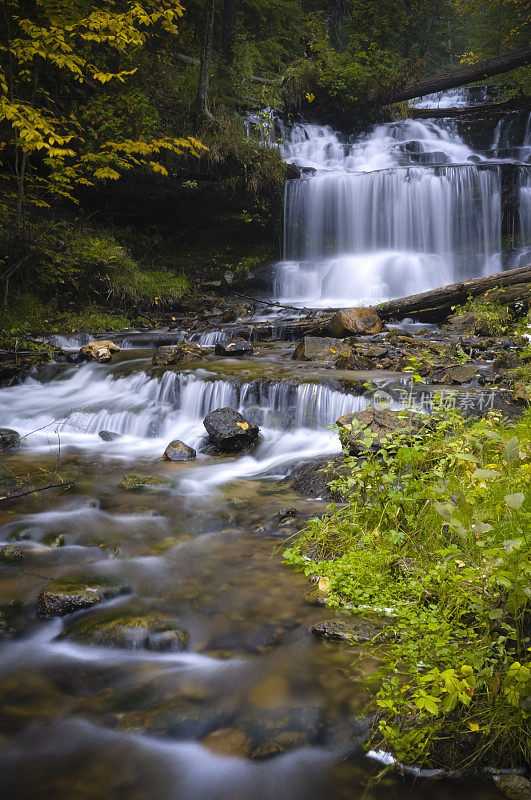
[62,605,189,651]
[37,576,129,620]
[120,472,172,491]
[0,544,24,563]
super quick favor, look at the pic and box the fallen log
[410,95,531,119]
[375,265,531,321]
[383,46,531,105]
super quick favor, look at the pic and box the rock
[98,430,122,442]
[443,364,480,384]
[0,428,20,450]
[287,455,346,500]
[63,606,189,651]
[40,532,65,548]
[203,407,259,452]
[163,440,196,462]
[494,775,531,800]
[328,308,382,338]
[37,576,129,620]
[292,336,350,362]
[0,545,23,563]
[202,728,252,758]
[152,341,207,367]
[214,339,253,357]
[251,731,309,759]
[120,472,172,491]
[336,407,425,456]
[311,618,393,644]
[80,340,120,363]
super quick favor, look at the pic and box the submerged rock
[328,308,382,338]
[40,532,65,548]
[0,428,20,450]
[214,339,253,357]
[202,728,252,758]
[80,340,120,363]
[120,472,172,491]
[37,576,129,620]
[152,341,206,367]
[63,606,189,651]
[312,618,393,644]
[292,336,350,362]
[203,407,259,452]
[98,430,122,442]
[163,439,196,461]
[336,407,426,455]
[494,775,531,800]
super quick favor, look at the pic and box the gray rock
[152,341,207,367]
[0,545,23,563]
[37,577,129,620]
[292,336,350,362]
[163,439,196,461]
[336,407,426,455]
[203,407,259,452]
[0,428,20,450]
[98,430,122,442]
[312,618,394,644]
[495,775,531,800]
[214,339,253,357]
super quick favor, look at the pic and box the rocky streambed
[0,304,529,800]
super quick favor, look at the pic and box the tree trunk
[375,265,531,321]
[383,45,531,104]
[196,0,216,122]
[418,0,441,60]
[222,0,235,64]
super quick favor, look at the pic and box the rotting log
[375,265,531,321]
[383,46,531,105]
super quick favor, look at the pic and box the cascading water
[273,118,505,307]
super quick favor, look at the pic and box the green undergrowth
[284,409,531,771]
[453,296,530,337]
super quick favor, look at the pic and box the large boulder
[203,407,259,452]
[292,336,351,362]
[328,308,382,338]
[80,340,120,363]
[214,339,253,357]
[336,407,425,455]
[37,576,129,620]
[163,440,196,461]
[152,341,207,367]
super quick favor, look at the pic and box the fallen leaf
[236,422,249,430]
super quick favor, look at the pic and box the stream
[0,96,529,799]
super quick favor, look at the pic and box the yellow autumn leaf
[236,422,249,430]
[468,722,480,732]
[318,577,330,592]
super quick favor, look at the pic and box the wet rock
[202,728,252,758]
[328,308,382,338]
[163,440,196,462]
[98,430,122,442]
[37,576,129,620]
[251,731,309,759]
[442,364,480,384]
[63,606,189,651]
[0,428,20,450]
[203,407,259,452]
[493,352,520,376]
[336,407,425,455]
[0,601,26,639]
[152,341,207,367]
[120,472,172,491]
[0,545,23,563]
[40,532,65,548]
[214,339,253,357]
[287,455,346,500]
[80,340,120,363]
[494,775,531,800]
[311,618,393,644]
[293,336,350,362]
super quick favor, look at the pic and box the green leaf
[505,492,524,510]
[488,608,503,620]
[471,468,501,480]
[504,437,519,464]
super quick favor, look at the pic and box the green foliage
[284,410,531,769]
[454,297,518,336]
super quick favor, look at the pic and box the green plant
[284,410,531,770]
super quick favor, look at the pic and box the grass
[284,408,531,771]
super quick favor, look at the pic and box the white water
[270,107,531,307]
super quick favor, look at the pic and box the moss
[120,472,172,491]
[453,298,516,337]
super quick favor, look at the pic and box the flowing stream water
[0,98,529,799]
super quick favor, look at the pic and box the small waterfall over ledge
[271,115,529,307]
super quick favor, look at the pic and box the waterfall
[272,117,508,307]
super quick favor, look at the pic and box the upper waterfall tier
[272,115,529,308]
